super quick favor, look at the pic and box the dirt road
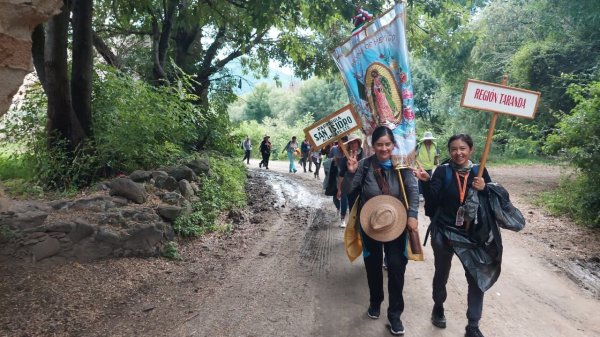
[1,160,599,336]
[175,159,600,337]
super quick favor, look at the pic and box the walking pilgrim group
[332,127,498,337]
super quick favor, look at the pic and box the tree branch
[92,30,123,70]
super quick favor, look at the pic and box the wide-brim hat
[360,195,406,242]
[344,134,363,147]
[421,131,436,141]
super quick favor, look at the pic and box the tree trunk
[71,0,93,136]
[45,0,84,149]
[32,24,47,92]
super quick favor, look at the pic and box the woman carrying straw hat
[345,126,419,335]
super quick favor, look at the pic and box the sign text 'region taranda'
[461,79,541,119]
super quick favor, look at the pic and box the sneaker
[293,169,297,173]
[388,319,405,335]
[340,220,347,228]
[259,162,262,168]
[367,305,380,319]
[431,306,446,328]
[465,325,485,337]
[419,194,424,202]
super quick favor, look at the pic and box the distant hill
[225,61,301,95]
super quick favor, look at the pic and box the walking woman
[282,136,298,173]
[259,135,272,169]
[345,126,419,335]
[415,134,492,337]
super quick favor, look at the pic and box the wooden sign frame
[303,104,363,150]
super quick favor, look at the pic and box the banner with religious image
[332,3,416,166]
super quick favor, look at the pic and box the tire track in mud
[297,208,336,277]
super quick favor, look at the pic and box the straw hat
[344,134,363,147]
[421,131,436,141]
[360,195,407,242]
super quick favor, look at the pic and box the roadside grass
[535,174,600,228]
[173,155,246,237]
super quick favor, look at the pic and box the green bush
[537,174,600,227]
[543,81,600,227]
[173,155,246,237]
[92,67,200,173]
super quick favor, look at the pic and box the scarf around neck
[450,160,473,174]
[378,159,393,170]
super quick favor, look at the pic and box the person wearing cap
[259,135,272,169]
[337,134,363,228]
[414,134,492,337]
[416,131,439,200]
[345,126,419,336]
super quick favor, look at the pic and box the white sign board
[461,79,541,119]
[304,104,362,149]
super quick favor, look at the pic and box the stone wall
[0,159,211,264]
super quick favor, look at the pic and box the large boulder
[165,165,196,182]
[109,178,147,204]
[186,158,211,176]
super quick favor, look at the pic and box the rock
[111,196,129,207]
[155,175,178,191]
[151,171,168,179]
[109,178,148,204]
[185,158,211,176]
[95,227,121,246]
[165,165,197,182]
[70,196,114,212]
[179,179,195,199]
[46,221,75,233]
[160,192,185,206]
[124,224,164,255]
[5,211,49,230]
[68,221,95,243]
[190,182,199,193]
[157,206,182,222]
[31,237,60,261]
[129,170,153,182]
[48,199,71,210]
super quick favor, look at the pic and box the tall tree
[71,0,94,136]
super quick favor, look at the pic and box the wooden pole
[477,75,508,178]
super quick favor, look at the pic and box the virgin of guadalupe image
[365,66,403,126]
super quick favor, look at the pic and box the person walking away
[337,134,363,228]
[300,139,311,172]
[311,147,322,178]
[344,126,419,335]
[242,136,252,164]
[283,136,298,173]
[416,131,439,201]
[259,135,272,169]
[331,136,348,219]
[415,134,493,337]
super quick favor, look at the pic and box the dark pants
[362,230,408,322]
[242,150,251,163]
[312,158,321,177]
[261,152,270,168]
[300,152,309,172]
[431,229,484,325]
[418,169,433,195]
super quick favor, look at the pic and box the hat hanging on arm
[420,131,436,142]
[360,195,407,242]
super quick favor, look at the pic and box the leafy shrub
[162,241,181,260]
[92,67,200,173]
[173,155,246,237]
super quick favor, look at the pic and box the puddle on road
[258,171,329,208]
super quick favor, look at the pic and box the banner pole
[477,75,508,178]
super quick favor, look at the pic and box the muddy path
[1,160,599,336]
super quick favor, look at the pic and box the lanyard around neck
[455,172,469,204]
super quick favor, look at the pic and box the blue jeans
[332,193,348,216]
[287,152,296,172]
